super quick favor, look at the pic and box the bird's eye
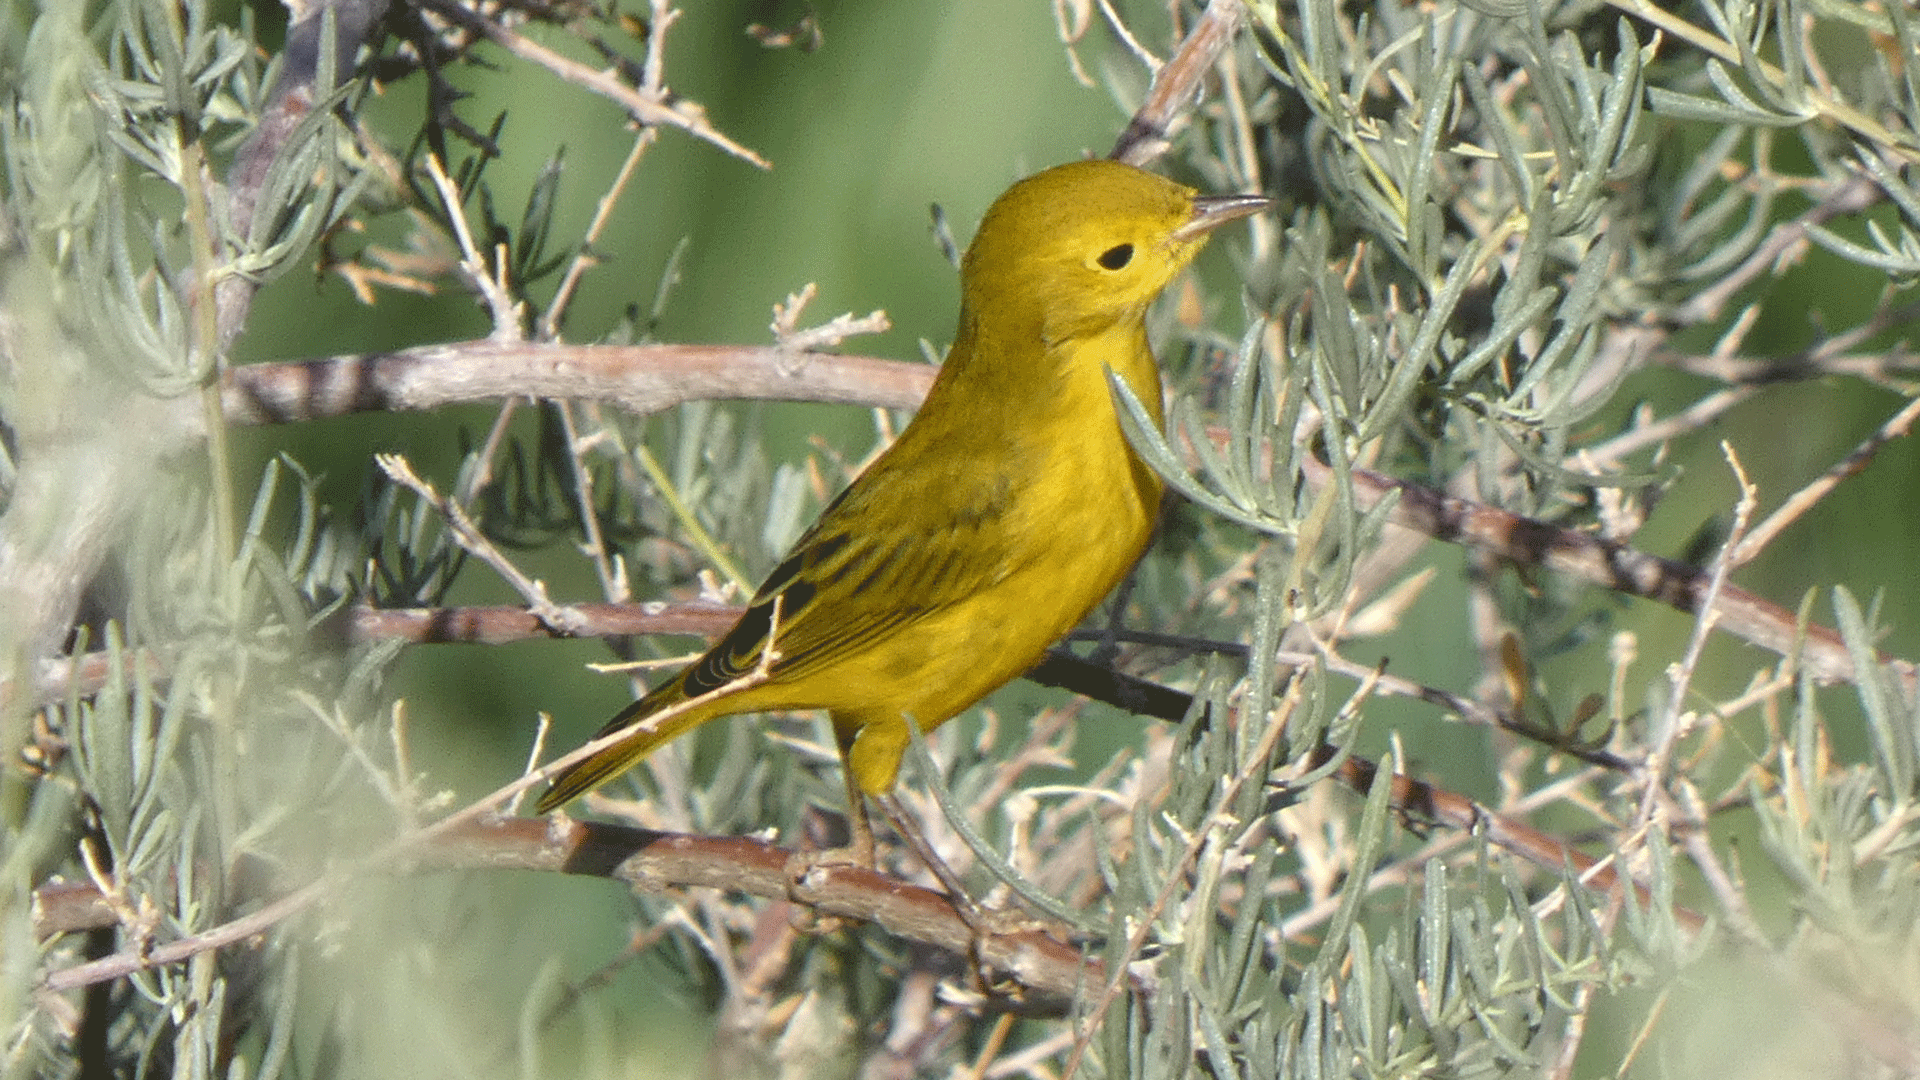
[1096,243,1134,270]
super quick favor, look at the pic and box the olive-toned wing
[673,452,1016,699]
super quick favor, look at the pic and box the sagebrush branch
[219,341,931,424]
[34,816,1107,1008]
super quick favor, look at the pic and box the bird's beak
[1173,192,1273,242]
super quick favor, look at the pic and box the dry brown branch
[34,817,1105,1009]
[428,818,1109,1010]
[1313,456,1918,692]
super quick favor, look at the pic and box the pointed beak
[1172,192,1273,242]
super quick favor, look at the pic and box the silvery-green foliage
[12,0,1920,1076]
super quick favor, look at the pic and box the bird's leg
[842,765,876,868]
[781,720,877,891]
[1089,571,1141,668]
[842,716,982,917]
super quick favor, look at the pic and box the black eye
[1096,243,1134,270]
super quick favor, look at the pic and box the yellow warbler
[536,160,1269,849]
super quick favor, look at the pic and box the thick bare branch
[221,342,933,426]
[37,816,1104,1009]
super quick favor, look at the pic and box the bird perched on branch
[536,158,1270,860]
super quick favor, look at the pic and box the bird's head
[960,159,1269,343]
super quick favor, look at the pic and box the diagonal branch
[1310,456,1916,692]
[1109,0,1248,166]
[415,0,769,169]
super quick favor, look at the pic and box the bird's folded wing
[679,459,1013,698]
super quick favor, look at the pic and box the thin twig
[1094,0,1163,77]
[1671,782,1766,942]
[1731,392,1920,566]
[553,401,626,601]
[416,0,769,169]
[376,453,585,634]
[1579,385,1758,469]
[769,283,892,353]
[453,396,522,507]
[539,128,659,342]
[1638,443,1758,825]
[421,153,524,337]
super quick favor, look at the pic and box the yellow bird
[536,159,1269,855]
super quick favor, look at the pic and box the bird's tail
[533,676,719,813]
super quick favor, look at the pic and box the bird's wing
[675,447,1016,700]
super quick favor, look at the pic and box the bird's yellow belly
[830,538,1139,721]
